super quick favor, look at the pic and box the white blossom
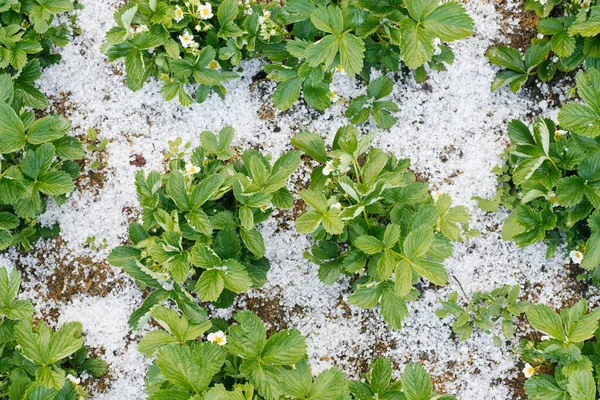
[207,330,227,345]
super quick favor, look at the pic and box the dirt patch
[494,0,539,51]
[238,288,289,333]
[17,237,123,322]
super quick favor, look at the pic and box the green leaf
[310,6,343,34]
[566,370,596,400]
[218,0,239,26]
[400,19,434,69]
[305,35,339,71]
[403,226,434,259]
[0,103,26,153]
[558,103,600,138]
[291,132,328,163]
[16,320,83,365]
[195,270,225,302]
[261,329,307,365]
[486,46,525,72]
[273,78,302,110]
[295,211,323,233]
[525,374,568,400]
[167,171,190,211]
[423,2,474,42]
[355,236,384,255]
[321,209,344,234]
[310,367,347,399]
[228,311,266,359]
[26,115,70,145]
[526,304,566,341]
[380,289,408,330]
[156,344,212,393]
[401,363,433,400]
[583,233,600,271]
[339,33,365,77]
[556,176,585,207]
[37,171,75,196]
[404,0,438,20]
[551,30,576,58]
[240,228,265,257]
[299,189,328,213]
[576,68,600,114]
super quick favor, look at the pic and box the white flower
[135,25,149,34]
[541,335,551,341]
[537,33,544,39]
[174,6,184,22]
[335,64,346,75]
[547,192,557,204]
[570,250,584,264]
[522,363,535,378]
[195,24,202,31]
[330,202,341,209]
[555,129,567,137]
[259,10,271,24]
[323,160,334,176]
[431,190,442,202]
[186,164,200,175]
[538,0,548,5]
[179,31,196,48]
[156,272,169,281]
[327,91,339,102]
[207,330,227,345]
[66,374,81,385]
[208,60,221,70]
[199,2,213,19]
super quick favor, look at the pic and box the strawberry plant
[486,69,600,277]
[292,125,473,330]
[0,267,107,399]
[520,299,600,400]
[103,0,473,117]
[108,127,301,329]
[435,285,530,344]
[345,76,399,129]
[487,0,600,92]
[1,0,81,110]
[349,357,457,399]
[138,306,456,399]
[0,100,83,251]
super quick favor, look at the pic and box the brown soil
[238,288,289,333]
[494,0,539,51]
[18,237,122,322]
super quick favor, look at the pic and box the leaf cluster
[0,100,83,251]
[108,127,300,329]
[0,267,107,399]
[489,69,600,274]
[1,0,80,110]
[521,299,600,400]
[103,0,473,120]
[435,285,529,344]
[487,0,600,92]
[292,125,471,330]
[345,76,399,129]
[140,307,456,400]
